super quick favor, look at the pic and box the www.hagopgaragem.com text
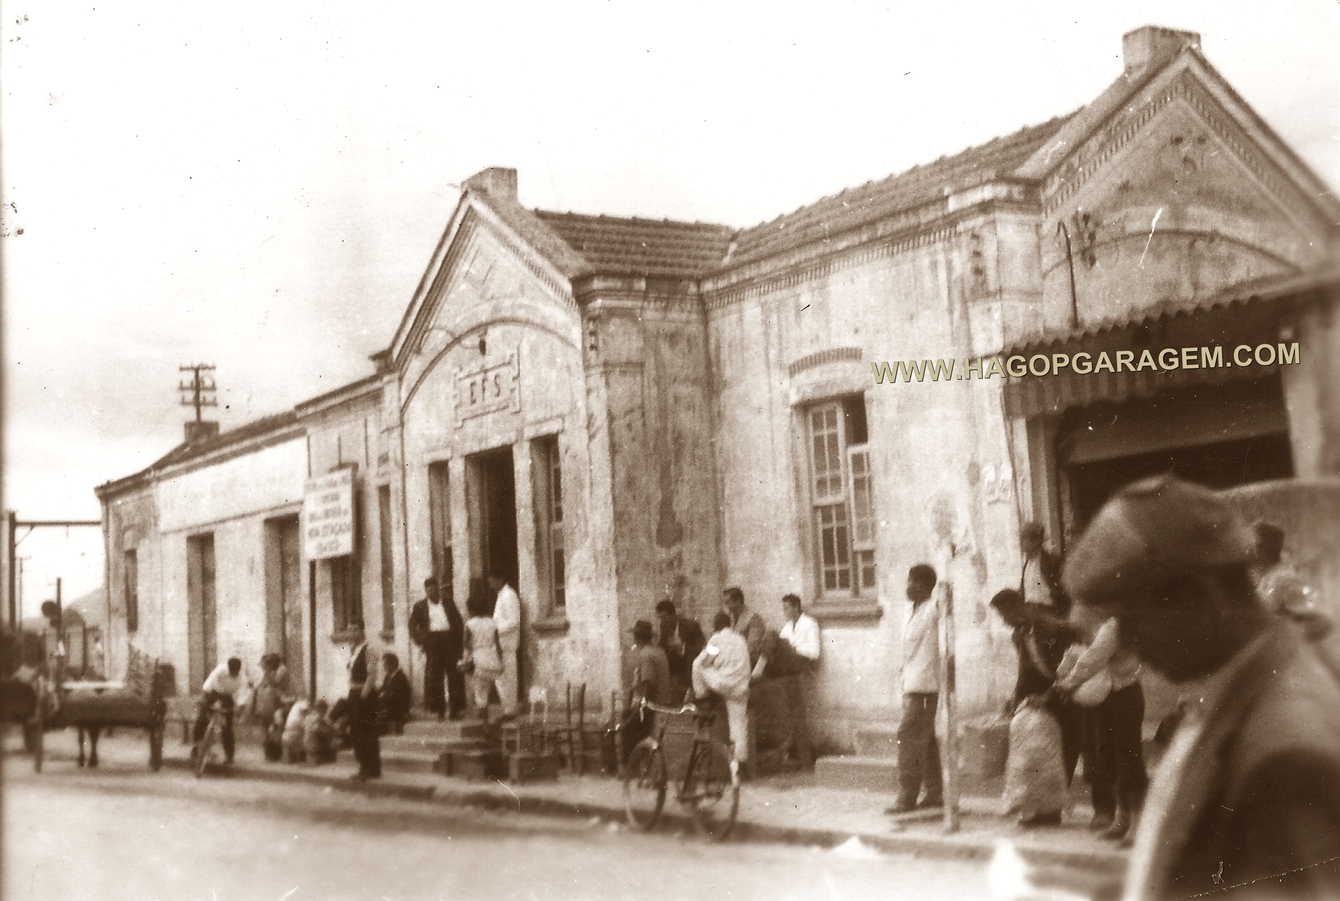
[871,342,1300,383]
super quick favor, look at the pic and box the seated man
[303,699,337,765]
[376,653,412,735]
[192,657,246,765]
[692,612,752,776]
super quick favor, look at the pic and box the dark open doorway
[469,446,519,592]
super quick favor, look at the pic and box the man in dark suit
[409,577,465,720]
[655,599,705,705]
[376,652,412,735]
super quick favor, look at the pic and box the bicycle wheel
[684,739,739,842]
[622,740,667,831]
[194,715,219,779]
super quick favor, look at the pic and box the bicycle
[192,698,230,778]
[622,696,740,841]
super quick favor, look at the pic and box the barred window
[807,396,876,596]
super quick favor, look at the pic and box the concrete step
[381,749,443,775]
[854,725,899,758]
[814,755,899,792]
[382,732,483,755]
[401,719,493,742]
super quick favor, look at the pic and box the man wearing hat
[623,619,672,750]
[1062,475,1340,899]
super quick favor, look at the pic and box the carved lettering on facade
[454,353,521,426]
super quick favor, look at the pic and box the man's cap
[1062,474,1256,608]
[631,620,654,641]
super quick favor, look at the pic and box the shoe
[1018,811,1063,828]
[918,796,944,809]
[1102,814,1132,841]
[349,773,368,782]
[885,802,917,815]
[1089,813,1115,831]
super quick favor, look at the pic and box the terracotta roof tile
[726,114,1077,268]
[534,211,736,278]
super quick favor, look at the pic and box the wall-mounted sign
[455,353,521,426]
[304,468,354,559]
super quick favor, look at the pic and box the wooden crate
[507,751,559,783]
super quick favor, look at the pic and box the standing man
[776,594,821,768]
[488,572,522,718]
[655,599,706,705]
[345,619,381,781]
[1019,522,1069,616]
[192,657,247,766]
[1063,476,1340,899]
[409,576,465,721]
[888,564,943,814]
[722,587,771,681]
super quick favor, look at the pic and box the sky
[3,0,1338,608]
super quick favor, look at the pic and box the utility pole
[178,363,218,422]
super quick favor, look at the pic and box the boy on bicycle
[193,657,246,765]
[692,612,752,776]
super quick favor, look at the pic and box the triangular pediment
[1030,48,1338,328]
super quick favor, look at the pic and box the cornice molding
[787,347,863,378]
[1043,69,1315,226]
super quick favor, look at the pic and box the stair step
[382,734,477,755]
[401,719,493,742]
[853,726,900,759]
[444,749,505,780]
[381,749,444,775]
[814,755,899,792]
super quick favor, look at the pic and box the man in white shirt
[888,564,943,814]
[692,612,752,772]
[193,657,246,765]
[778,594,820,671]
[775,594,820,769]
[488,573,522,717]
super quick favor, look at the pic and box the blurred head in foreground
[1061,474,1267,682]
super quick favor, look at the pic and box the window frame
[803,394,878,605]
[531,435,566,621]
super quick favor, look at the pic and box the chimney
[1122,26,1200,77]
[463,167,518,201]
[184,421,220,445]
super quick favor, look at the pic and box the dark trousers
[192,692,235,762]
[1045,696,1083,785]
[897,692,943,807]
[348,689,381,777]
[1086,682,1148,817]
[424,632,465,718]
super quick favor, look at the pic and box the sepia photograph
[2,1,1338,899]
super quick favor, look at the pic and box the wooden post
[940,576,959,833]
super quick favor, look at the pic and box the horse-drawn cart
[29,645,167,772]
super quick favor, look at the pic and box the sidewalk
[20,727,1128,874]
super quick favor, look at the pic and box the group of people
[978,476,1340,899]
[623,589,821,778]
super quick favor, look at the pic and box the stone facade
[98,27,1340,750]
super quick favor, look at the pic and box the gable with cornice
[1033,49,1339,336]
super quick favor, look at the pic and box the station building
[98,27,1340,749]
